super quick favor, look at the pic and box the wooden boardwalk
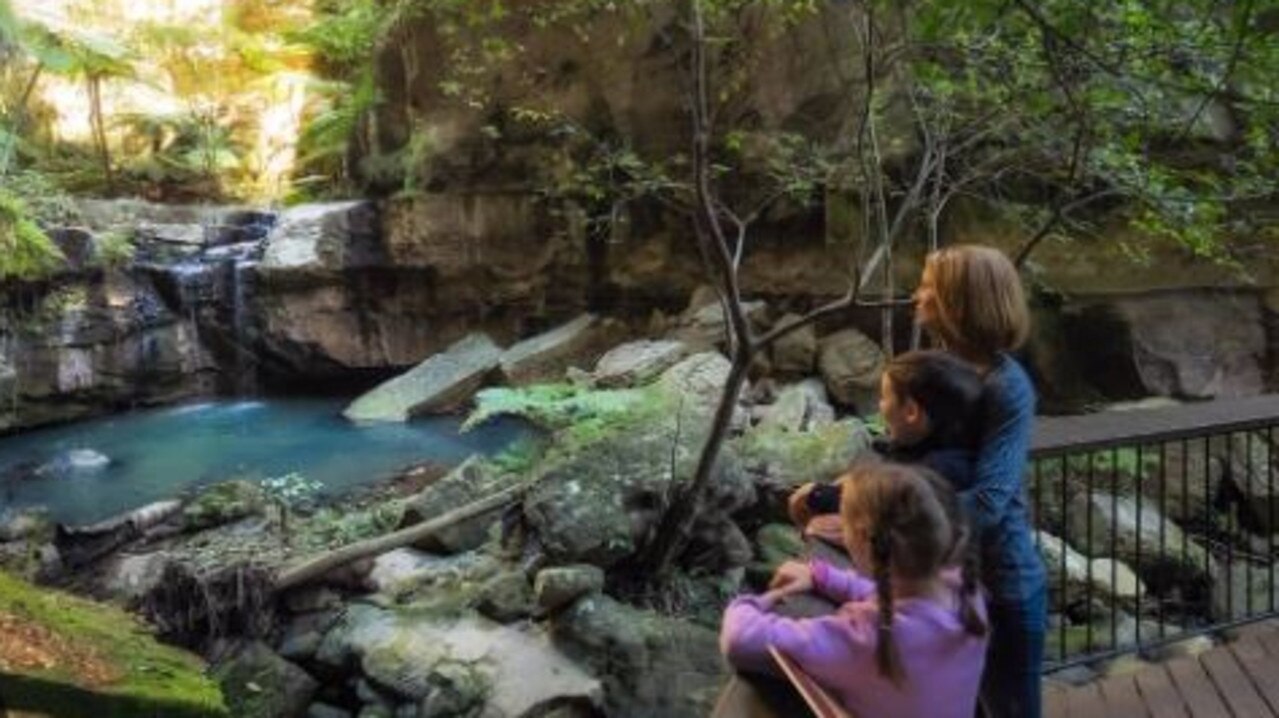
[1045,623,1279,718]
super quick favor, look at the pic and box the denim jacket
[961,354,1047,605]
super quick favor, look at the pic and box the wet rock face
[250,196,598,378]
[1058,290,1268,401]
[0,272,215,432]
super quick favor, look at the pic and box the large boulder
[522,414,753,569]
[260,202,380,272]
[343,333,502,422]
[400,456,510,553]
[214,641,318,718]
[551,594,724,718]
[769,313,818,376]
[534,565,606,613]
[1036,531,1144,610]
[591,339,690,388]
[755,379,835,433]
[318,604,602,715]
[498,314,620,385]
[1062,291,1267,400]
[1214,431,1278,533]
[817,328,884,412]
[366,548,448,595]
[252,195,583,376]
[101,551,174,603]
[669,298,769,351]
[657,351,747,421]
[735,418,872,509]
[1065,491,1215,597]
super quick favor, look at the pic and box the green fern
[0,189,64,281]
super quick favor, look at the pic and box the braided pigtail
[872,528,906,687]
[954,526,988,637]
[918,469,988,638]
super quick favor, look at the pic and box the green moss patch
[0,571,228,717]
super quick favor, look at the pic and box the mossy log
[275,482,529,591]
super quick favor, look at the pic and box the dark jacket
[804,435,977,515]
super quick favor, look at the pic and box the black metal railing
[1028,395,1279,671]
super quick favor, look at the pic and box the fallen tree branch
[275,482,530,591]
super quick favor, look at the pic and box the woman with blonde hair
[914,244,1047,718]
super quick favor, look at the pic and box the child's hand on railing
[766,560,815,603]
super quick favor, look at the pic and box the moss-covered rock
[550,594,723,718]
[476,569,535,623]
[213,641,317,718]
[735,418,872,501]
[183,479,266,531]
[318,604,600,713]
[400,456,510,554]
[0,570,227,717]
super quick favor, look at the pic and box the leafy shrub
[0,189,64,281]
[3,170,80,226]
[94,230,136,268]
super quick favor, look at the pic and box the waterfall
[228,257,257,395]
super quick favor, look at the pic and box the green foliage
[0,188,63,282]
[488,436,548,476]
[299,501,403,550]
[293,74,377,192]
[290,0,386,73]
[400,120,437,194]
[93,230,135,269]
[291,0,392,196]
[3,169,80,226]
[902,0,1279,262]
[466,382,678,465]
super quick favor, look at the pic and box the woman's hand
[768,560,815,597]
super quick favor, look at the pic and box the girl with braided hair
[720,463,988,718]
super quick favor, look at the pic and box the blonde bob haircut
[924,245,1030,358]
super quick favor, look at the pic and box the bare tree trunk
[88,75,114,193]
[642,0,868,579]
[643,353,751,576]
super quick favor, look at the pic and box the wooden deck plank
[1165,656,1231,718]
[1044,682,1070,718]
[1257,629,1279,660]
[1229,638,1279,714]
[1064,682,1107,718]
[1133,664,1190,718]
[1096,673,1148,718]
[1200,649,1273,718]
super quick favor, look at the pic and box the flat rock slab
[499,314,615,385]
[592,339,690,388]
[343,333,502,422]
